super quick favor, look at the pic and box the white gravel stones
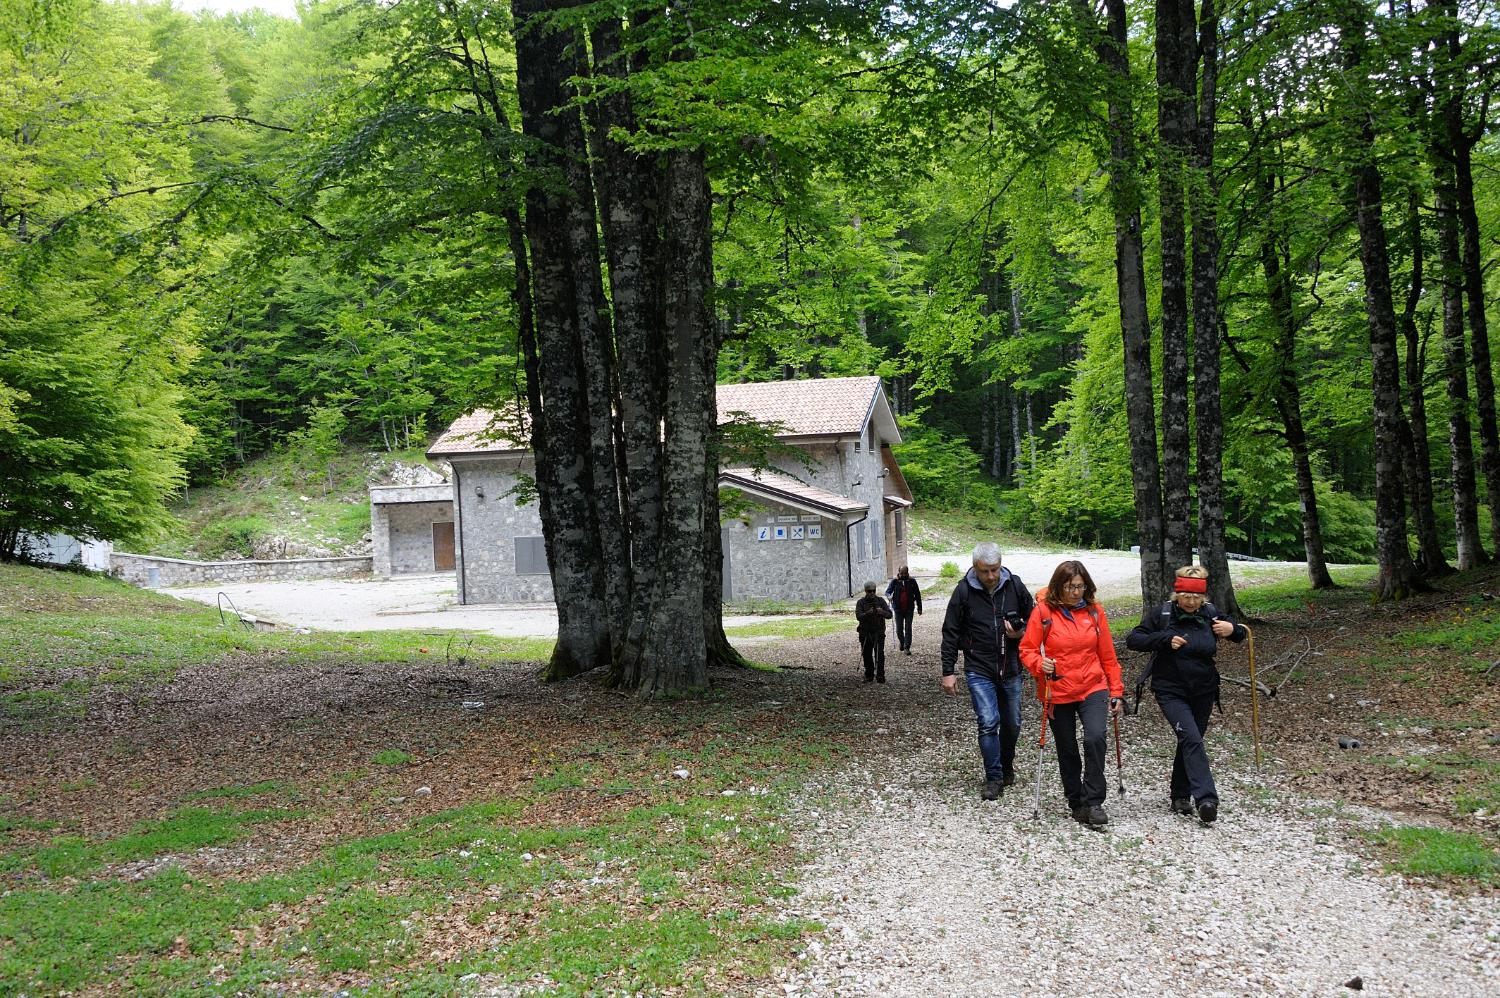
[766,698,1500,997]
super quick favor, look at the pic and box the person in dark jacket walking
[1125,565,1247,824]
[855,580,894,683]
[940,542,1035,799]
[885,566,923,654]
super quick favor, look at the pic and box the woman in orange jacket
[1019,560,1125,829]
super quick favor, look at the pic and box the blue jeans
[966,672,1023,781]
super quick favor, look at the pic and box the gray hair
[971,542,1002,566]
[863,579,878,592]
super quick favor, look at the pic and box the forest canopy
[2,0,1497,582]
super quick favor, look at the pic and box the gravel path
[761,639,1499,997]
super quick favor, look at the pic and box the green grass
[1396,603,1500,656]
[1231,564,1379,615]
[0,563,554,694]
[1365,825,1500,885]
[0,730,843,996]
[724,616,849,639]
[180,780,293,803]
[372,749,414,767]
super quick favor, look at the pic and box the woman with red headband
[1126,565,1247,824]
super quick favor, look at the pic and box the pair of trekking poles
[1028,625,1263,820]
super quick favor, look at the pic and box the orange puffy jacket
[1018,594,1124,705]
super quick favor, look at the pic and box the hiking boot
[1002,771,1016,788]
[982,779,1003,801]
[863,674,874,684]
[876,673,886,684]
[1085,805,1109,828]
[1171,797,1193,816]
[1071,805,1092,824]
[905,649,912,656]
[1197,799,1218,824]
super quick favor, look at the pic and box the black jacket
[855,594,893,637]
[940,568,1034,680]
[1126,601,1247,697]
[885,576,923,616]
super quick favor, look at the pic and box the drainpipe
[845,510,869,598]
[451,465,467,605]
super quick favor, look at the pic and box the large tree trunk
[511,0,614,674]
[1188,0,1239,615]
[634,148,716,696]
[1337,4,1418,600]
[1156,0,1195,575]
[588,13,670,680]
[1084,0,1168,605]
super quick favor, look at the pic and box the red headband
[1174,576,1208,594]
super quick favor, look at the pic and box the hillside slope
[146,448,449,561]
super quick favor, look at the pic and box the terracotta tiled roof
[716,376,882,438]
[427,409,529,457]
[718,467,868,516]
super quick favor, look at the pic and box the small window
[871,521,881,558]
[853,439,861,452]
[855,522,865,561]
[515,535,549,575]
[895,510,905,543]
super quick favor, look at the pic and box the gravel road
[760,637,1499,997]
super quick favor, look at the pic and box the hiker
[885,566,923,654]
[855,580,893,683]
[1019,560,1124,829]
[940,542,1035,799]
[1125,565,1247,825]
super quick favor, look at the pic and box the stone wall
[448,456,554,604]
[111,552,372,588]
[723,497,847,604]
[376,501,454,575]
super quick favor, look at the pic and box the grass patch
[1396,603,1500,656]
[1365,825,1499,885]
[372,749,414,767]
[0,805,299,880]
[0,728,843,996]
[724,616,849,640]
[181,780,293,802]
[1232,565,1379,615]
[0,563,554,688]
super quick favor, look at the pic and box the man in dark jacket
[1125,566,1247,823]
[885,566,923,654]
[855,580,894,683]
[940,542,1034,799]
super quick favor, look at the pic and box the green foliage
[892,426,1003,513]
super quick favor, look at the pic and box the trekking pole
[1111,709,1126,797]
[1031,676,1053,821]
[1244,624,1262,770]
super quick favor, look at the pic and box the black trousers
[1154,688,1219,803]
[1048,690,1109,808]
[894,610,914,651]
[860,631,886,678]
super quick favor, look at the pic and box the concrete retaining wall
[112,552,372,588]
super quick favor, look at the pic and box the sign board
[799,514,820,522]
[807,525,823,538]
[773,526,788,540]
[776,515,799,523]
[756,526,771,541]
[791,526,805,540]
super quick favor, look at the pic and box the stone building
[368,483,455,577]
[427,376,912,605]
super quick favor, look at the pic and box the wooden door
[432,521,456,572]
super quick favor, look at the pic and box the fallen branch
[1222,675,1274,697]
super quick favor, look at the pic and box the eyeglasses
[1062,582,1086,592]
